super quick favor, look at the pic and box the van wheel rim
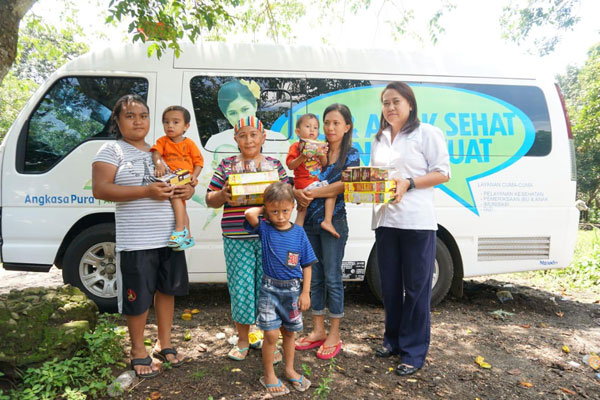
[79,242,118,299]
[432,260,439,289]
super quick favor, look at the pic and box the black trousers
[375,227,436,368]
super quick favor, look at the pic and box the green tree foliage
[0,6,88,140]
[501,0,581,56]
[558,43,600,222]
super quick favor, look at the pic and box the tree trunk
[0,0,38,85]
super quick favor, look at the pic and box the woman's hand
[294,188,313,208]
[173,183,195,200]
[391,178,411,204]
[145,182,174,200]
[221,181,233,205]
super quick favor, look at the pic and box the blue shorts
[257,275,303,332]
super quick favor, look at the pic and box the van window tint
[189,76,304,152]
[21,76,148,173]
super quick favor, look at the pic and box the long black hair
[323,103,353,174]
[376,81,420,141]
[109,94,149,139]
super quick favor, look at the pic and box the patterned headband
[234,116,264,134]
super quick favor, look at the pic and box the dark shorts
[118,247,188,316]
[257,275,303,332]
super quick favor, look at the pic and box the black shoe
[396,364,420,376]
[375,347,394,358]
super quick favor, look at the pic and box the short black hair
[162,105,191,124]
[295,113,319,129]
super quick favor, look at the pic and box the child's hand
[154,162,167,177]
[190,176,198,187]
[298,141,305,152]
[299,292,310,311]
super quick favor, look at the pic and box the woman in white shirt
[370,82,450,376]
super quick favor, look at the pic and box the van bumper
[2,263,52,272]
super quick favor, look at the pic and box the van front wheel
[62,223,118,313]
[366,237,454,307]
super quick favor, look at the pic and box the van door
[1,73,155,310]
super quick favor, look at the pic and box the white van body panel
[0,43,578,301]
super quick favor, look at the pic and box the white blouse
[370,123,450,231]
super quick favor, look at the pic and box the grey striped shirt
[93,140,175,252]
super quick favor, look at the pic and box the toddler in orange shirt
[151,106,203,250]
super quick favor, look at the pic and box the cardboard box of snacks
[228,169,279,205]
[154,169,191,186]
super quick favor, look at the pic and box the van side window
[19,76,148,173]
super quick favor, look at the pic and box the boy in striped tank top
[245,182,315,396]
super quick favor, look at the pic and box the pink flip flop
[316,341,343,360]
[295,337,326,351]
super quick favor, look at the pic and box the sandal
[287,375,311,392]
[168,227,189,247]
[152,347,183,368]
[173,236,195,251]
[131,355,160,378]
[259,377,290,397]
[228,345,249,361]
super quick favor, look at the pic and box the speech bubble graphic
[271,84,536,216]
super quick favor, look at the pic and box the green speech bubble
[271,84,535,215]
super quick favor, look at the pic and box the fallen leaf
[143,338,152,346]
[519,324,531,329]
[115,361,127,369]
[489,309,514,319]
[191,308,200,314]
[407,378,417,383]
[150,392,161,400]
[181,313,192,320]
[231,368,241,372]
[539,322,548,328]
[475,356,492,369]
[183,329,192,341]
[559,387,576,395]
[336,366,345,371]
[556,311,564,318]
[184,308,192,314]
[562,345,570,354]
[507,368,522,375]
[388,367,394,372]
[198,343,208,352]
[518,381,533,388]
[466,329,472,334]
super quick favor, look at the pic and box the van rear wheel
[62,223,118,313]
[366,237,454,307]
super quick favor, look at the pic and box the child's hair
[109,94,149,139]
[263,182,295,204]
[162,105,191,124]
[295,113,319,129]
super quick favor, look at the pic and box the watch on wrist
[407,177,415,191]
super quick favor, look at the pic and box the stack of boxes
[228,169,279,205]
[343,167,396,204]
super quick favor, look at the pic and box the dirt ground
[1,268,599,399]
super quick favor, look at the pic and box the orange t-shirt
[151,136,204,172]
[286,142,320,189]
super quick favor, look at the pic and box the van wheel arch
[366,227,463,306]
[54,213,115,268]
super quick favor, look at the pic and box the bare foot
[320,220,340,238]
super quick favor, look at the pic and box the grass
[507,228,600,295]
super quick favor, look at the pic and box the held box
[154,169,192,186]
[301,139,327,157]
[228,169,279,205]
[342,166,391,182]
[344,191,395,204]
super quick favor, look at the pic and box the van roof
[61,42,539,80]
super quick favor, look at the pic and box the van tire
[366,237,454,307]
[62,223,118,313]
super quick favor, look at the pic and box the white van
[0,43,580,311]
